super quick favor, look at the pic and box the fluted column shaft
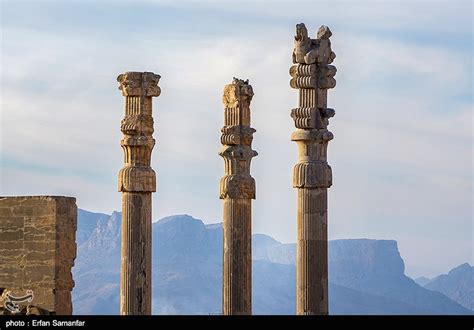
[121,192,152,314]
[222,198,252,314]
[290,24,337,315]
[220,78,257,315]
[296,188,328,314]
[117,71,161,315]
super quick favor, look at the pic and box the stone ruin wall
[0,196,77,315]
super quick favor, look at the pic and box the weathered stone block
[0,196,76,315]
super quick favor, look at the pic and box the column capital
[117,71,161,97]
[220,78,257,200]
[223,77,254,108]
[290,23,336,130]
[292,23,336,66]
[117,71,159,193]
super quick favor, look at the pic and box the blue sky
[0,0,472,277]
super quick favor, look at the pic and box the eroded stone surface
[0,196,76,315]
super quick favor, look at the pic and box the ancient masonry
[117,71,161,315]
[290,23,337,315]
[0,196,77,315]
[219,78,257,315]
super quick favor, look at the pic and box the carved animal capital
[292,23,336,66]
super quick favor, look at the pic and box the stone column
[219,78,257,315]
[117,71,161,315]
[290,24,337,315]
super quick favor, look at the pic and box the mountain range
[72,209,472,315]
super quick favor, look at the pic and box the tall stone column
[117,71,161,315]
[219,78,257,315]
[290,24,337,315]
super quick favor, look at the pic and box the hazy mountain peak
[157,214,203,226]
[253,233,281,246]
[76,209,112,246]
[205,223,222,229]
[78,208,109,218]
[449,263,472,275]
[424,263,474,311]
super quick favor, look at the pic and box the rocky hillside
[424,263,473,311]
